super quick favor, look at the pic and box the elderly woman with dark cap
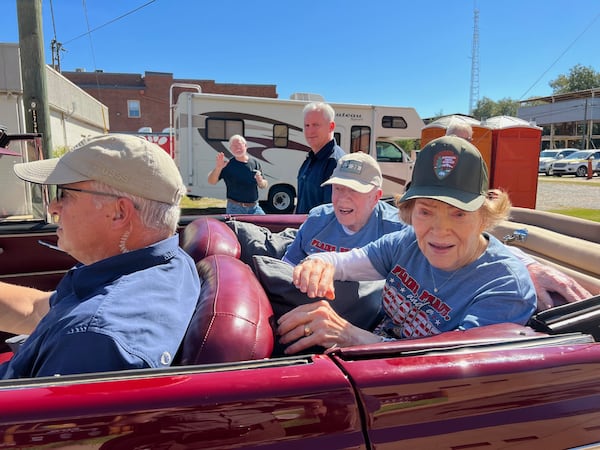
[277,135,536,353]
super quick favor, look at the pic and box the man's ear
[112,198,136,226]
[374,188,383,202]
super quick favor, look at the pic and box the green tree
[471,97,496,120]
[494,97,519,116]
[549,64,600,94]
[471,96,519,120]
[396,139,416,152]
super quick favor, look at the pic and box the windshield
[540,150,558,158]
[564,151,591,160]
[0,136,48,223]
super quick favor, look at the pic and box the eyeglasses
[56,186,122,201]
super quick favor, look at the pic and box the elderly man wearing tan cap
[0,134,200,379]
[283,151,405,265]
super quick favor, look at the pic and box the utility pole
[51,39,63,72]
[16,0,53,159]
[468,7,480,116]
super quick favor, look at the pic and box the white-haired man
[0,134,200,378]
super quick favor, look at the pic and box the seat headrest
[176,254,274,365]
[182,217,241,262]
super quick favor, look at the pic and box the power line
[63,0,157,45]
[519,10,600,100]
[49,0,64,71]
[82,0,99,74]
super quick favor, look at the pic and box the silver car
[538,149,577,175]
[550,150,600,177]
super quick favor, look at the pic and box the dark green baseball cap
[400,135,489,211]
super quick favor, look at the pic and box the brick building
[62,70,278,133]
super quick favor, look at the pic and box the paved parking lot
[535,175,600,211]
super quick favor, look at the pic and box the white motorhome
[174,91,424,212]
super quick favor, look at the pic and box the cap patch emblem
[433,150,458,180]
[340,159,363,174]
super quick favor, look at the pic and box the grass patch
[181,196,226,209]
[547,208,600,223]
[538,176,600,186]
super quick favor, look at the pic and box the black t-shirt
[219,157,261,203]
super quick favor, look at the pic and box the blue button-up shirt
[0,235,200,379]
[296,139,345,214]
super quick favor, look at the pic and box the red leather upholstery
[176,254,274,365]
[232,214,307,233]
[181,217,241,261]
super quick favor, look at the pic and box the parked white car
[550,150,600,177]
[538,149,577,175]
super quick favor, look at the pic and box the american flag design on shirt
[379,264,453,339]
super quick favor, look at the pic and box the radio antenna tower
[468,6,480,115]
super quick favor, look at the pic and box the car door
[335,325,600,449]
[0,356,367,449]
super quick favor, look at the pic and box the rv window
[206,118,244,141]
[273,124,289,147]
[350,126,371,153]
[382,116,408,129]
[334,132,341,146]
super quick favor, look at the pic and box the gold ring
[304,326,312,337]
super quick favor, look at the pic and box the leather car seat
[181,216,241,261]
[176,217,274,365]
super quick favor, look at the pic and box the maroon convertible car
[0,133,600,449]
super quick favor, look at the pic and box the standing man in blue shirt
[296,102,346,213]
[0,134,200,378]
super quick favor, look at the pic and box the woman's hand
[292,258,336,300]
[277,301,382,355]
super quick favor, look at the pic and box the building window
[350,126,370,153]
[206,118,244,140]
[128,100,141,118]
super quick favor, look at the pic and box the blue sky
[2,1,600,119]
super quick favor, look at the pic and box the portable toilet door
[421,115,492,172]
[486,116,542,209]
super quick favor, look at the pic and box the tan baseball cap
[13,134,184,205]
[321,152,382,193]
